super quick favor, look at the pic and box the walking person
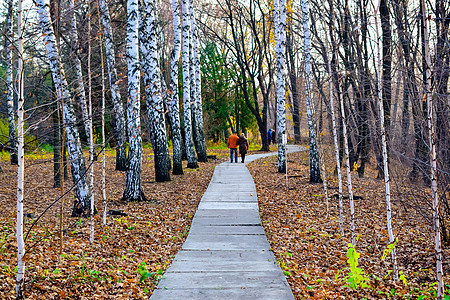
[238,133,249,163]
[268,128,272,145]
[227,131,239,163]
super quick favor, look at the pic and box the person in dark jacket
[272,129,276,144]
[238,133,249,163]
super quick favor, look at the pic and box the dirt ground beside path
[0,148,231,299]
[248,150,449,299]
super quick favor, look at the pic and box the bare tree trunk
[325,15,344,236]
[6,0,17,165]
[97,6,107,227]
[182,0,198,169]
[141,0,171,182]
[373,0,398,279]
[340,83,356,245]
[301,0,321,183]
[122,0,146,201]
[99,0,127,171]
[36,0,92,217]
[88,0,95,244]
[189,0,207,163]
[274,0,287,173]
[286,21,300,144]
[168,0,184,175]
[15,1,25,297]
[421,0,444,296]
[67,0,92,147]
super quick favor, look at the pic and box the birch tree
[67,0,92,147]
[87,0,95,244]
[421,0,444,296]
[16,0,25,296]
[122,0,146,201]
[325,17,343,236]
[6,0,18,165]
[36,0,92,217]
[340,81,355,245]
[99,0,128,171]
[168,0,183,175]
[182,0,198,169]
[373,0,397,278]
[301,0,321,183]
[97,6,107,227]
[274,0,287,173]
[189,0,207,163]
[141,0,171,182]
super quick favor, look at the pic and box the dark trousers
[230,148,237,162]
[241,153,246,163]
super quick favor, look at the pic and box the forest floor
[0,145,448,299]
[248,149,450,299]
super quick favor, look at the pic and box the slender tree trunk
[67,0,91,147]
[274,0,287,173]
[325,18,343,236]
[36,0,92,217]
[88,0,95,244]
[286,24,300,144]
[434,0,450,207]
[339,82,356,244]
[373,0,398,279]
[168,0,184,175]
[182,0,198,169]
[15,1,25,297]
[122,0,146,201]
[141,0,171,182]
[421,0,444,296]
[99,0,127,171]
[189,0,207,162]
[6,0,17,165]
[97,6,107,227]
[53,101,62,188]
[301,0,321,183]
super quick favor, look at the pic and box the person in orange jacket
[227,131,239,163]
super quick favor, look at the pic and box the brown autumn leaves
[0,147,447,299]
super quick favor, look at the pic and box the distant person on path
[238,133,249,163]
[227,131,239,163]
[272,129,276,144]
[268,129,272,145]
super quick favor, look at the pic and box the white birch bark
[141,0,171,182]
[421,0,444,296]
[189,0,207,162]
[67,0,91,146]
[340,88,355,245]
[274,0,287,173]
[88,1,95,244]
[325,31,344,236]
[36,0,92,216]
[182,0,198,169]
[301,0,321,183]
[99,0,127,171]
[373,1,397,279]
[122,0,145,201]
[6,0,18,165]
[169,0,184,175]
[16,1,25,297]
[98,14,107,227]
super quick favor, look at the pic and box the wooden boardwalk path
[150,145,305,299]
